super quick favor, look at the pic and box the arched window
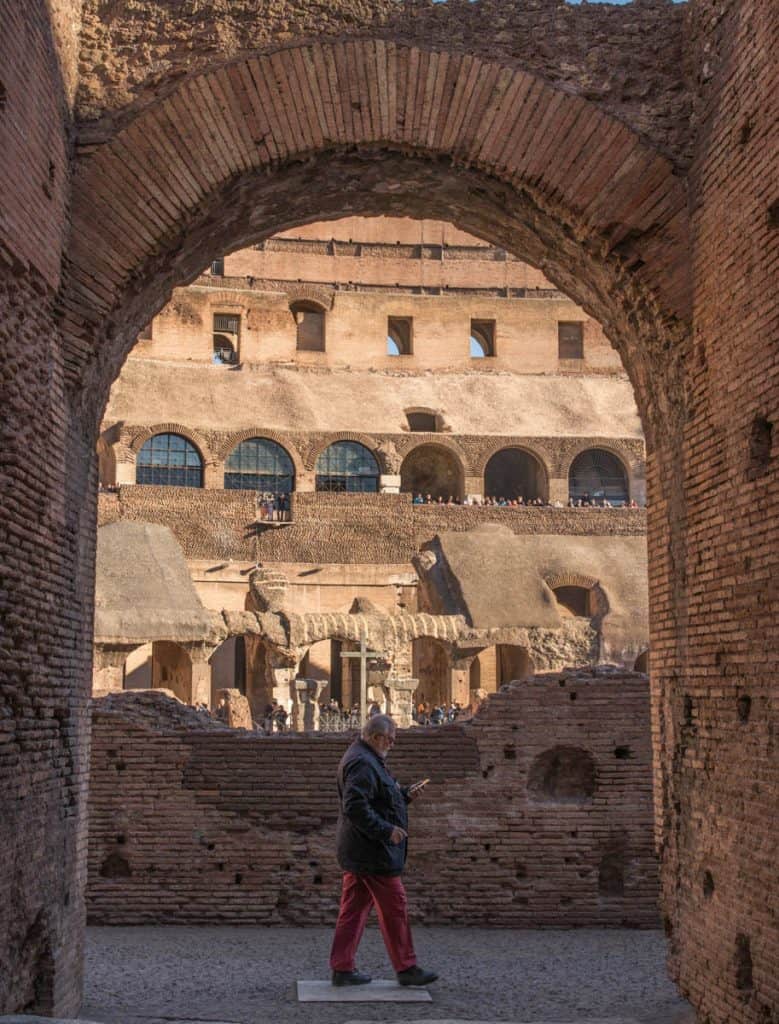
[553,586,591,617]
[291,300,326,351]
[400,443,464,501]
[224,438,295,492]
[484,448,546,501]
[316,442,379,493]
[136,433,203,487]
[569,448,629,506]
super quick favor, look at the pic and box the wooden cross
[340,633,387,722]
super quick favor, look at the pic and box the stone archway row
[108,422,643,492]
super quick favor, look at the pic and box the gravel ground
[82,926,693,1024]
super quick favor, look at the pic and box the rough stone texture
[74,0,691,166]
[1,3,778,1022]
[94,522,214,643]
[652,3,779,1023]
[0,3,89,1017]
[86,673,658,928]
[97,487,647,563]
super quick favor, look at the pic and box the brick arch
[544,573,610,619]
[306,433,382,472]
[474,441,552,482]
[216,429,305,479]
[63,40,690,447]
[128,424,214,464]
[284,286,334,311]
[399,435,470,472]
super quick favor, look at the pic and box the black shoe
[331,969,372,987]
[396,965,438,986]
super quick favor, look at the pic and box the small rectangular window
[387,316,413,356]
[213,313,239,364]
[558,321,584,360]
[291,303,326,351]
[211,257,225,276]
[470,319,495,358]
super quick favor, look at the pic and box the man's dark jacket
[336,738,410,876]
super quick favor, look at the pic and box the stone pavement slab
[298,980,433,1002]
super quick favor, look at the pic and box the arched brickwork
[474,440,552,480]
[61,41,690,450]
[566,444,633,504]
[128,424,214,464]
[399,435,470,471]
[215,429,305,480]
[305,432,382,472]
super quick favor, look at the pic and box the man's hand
[389,826,408,845]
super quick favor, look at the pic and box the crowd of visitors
[412,493,641,508]
[413,701,463,724]
[256,492,291,522]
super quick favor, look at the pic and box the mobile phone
[409,778,430,793]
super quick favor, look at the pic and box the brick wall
[87,673,659,927]
[0,1,91,1017]
[653,2,779,1021]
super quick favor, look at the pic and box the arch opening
[401,444,464,501]
[224,437,295,493]
[485,448,547,503]
[316,441,380,493]
[136,432,203,488]
[569,448,629,506]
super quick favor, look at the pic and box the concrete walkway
[77,926,694,1024]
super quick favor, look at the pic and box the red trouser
[329,872,417,973]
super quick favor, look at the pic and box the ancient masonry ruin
[1,2,777,1023]
[88,670,658,928]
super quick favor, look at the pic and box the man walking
[329,714,438,988]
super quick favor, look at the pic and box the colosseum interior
[0,1,776,1023]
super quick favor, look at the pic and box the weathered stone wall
[75,0,690,165]
[87,675,659,927]
[97,486,647,563]
[653,2,779,1021]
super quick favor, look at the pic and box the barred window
[568,448,628,505]
[315,442,379,493]
[224,438,295,493]
[136,433,203,488]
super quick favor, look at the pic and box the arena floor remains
[80,925,694,1024]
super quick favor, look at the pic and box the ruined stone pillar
[269,661,297,712]
[215,688,254,729]
[92,645,136,697]
[469,687,488,716]
[449,665,471,707]
[383,677,418,728]
[293,677,326,731]
[184,644,218,706]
